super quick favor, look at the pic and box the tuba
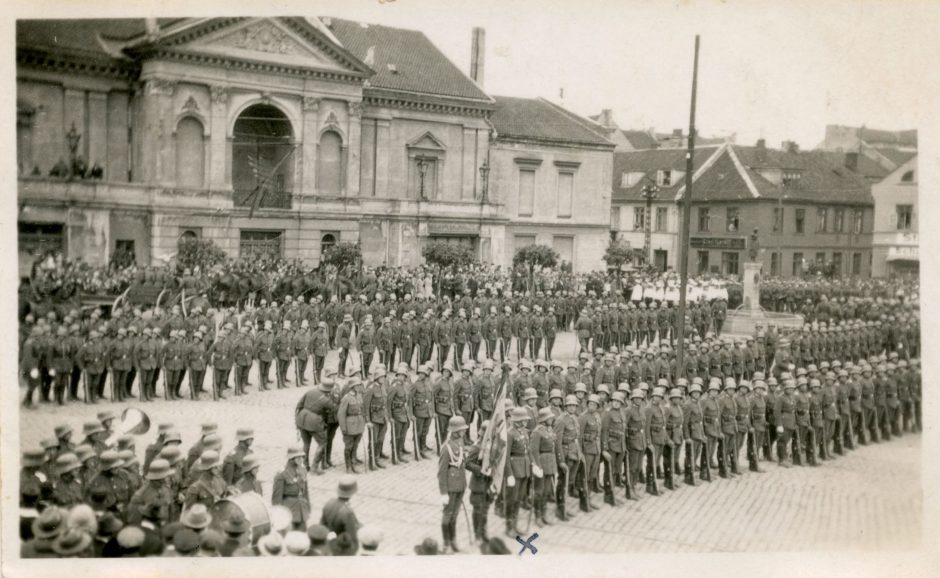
[105,407,151,447]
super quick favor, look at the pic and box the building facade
[871,156,918,277]
[489,96,614,272]
[611,142,875,278]
[16,17,517,277]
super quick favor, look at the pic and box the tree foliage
[177,237,227,272]
[603,238,633,270]
[321,241,362,271]
[513,244,559,270]
[422,241,477,270]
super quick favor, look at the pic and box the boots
[449,520,460,551]
[603,484,616,506]
[578,490,590,513]
[442,523,451,552]
[645,471,660,496]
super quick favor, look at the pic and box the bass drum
[209,491,271,542]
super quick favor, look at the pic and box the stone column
[742,261,762,311]
[346,101,362,196]
[301,96,320,196]
[375,118,391,197]
[208,85,229,190]
[138,79,176,185]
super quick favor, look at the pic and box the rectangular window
[854,208,864,234]
[721,252,739,276]
[795,208,805,234]
[832,253,843,277]
[792,252,804,276]
[621,172,644,188]
[514,234,536,251]
[726,207,740,232]
[896,204,913,230]
[698,207,710,232]
[772,207,783,233]
[240,230,283,260]
[852,252,862,275]
[816,207,829,233]
[697,250,710,275]
[634,206,646,231]
[815,252,826,265]
[553,236,575,267]
[557,172,574,217]
[610,207,620,230]
[518,169,535,216]
[655,207,668,232]
[657,170,672,186]
[834,208,845,233]
[770,251,780,276]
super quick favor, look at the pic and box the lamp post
[641,183,660,268]
[479,160,490,203]
[417,157,430,200]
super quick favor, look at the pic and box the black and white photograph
[2,0,936,575]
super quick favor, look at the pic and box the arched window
[321,232,337,256]
[318,131,343,196]
[233,104,294,209]
[175,117,205,188]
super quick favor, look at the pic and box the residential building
[611,140,874,277]
[871,155,918,277]
[817,124,917,179]
[489,97,615,272]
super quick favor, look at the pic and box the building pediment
[407,131,447,152]
[128,17,373,79]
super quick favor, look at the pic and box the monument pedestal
[723,261,803,336]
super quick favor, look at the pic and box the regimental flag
[481,370,511,496]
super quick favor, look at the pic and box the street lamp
[479,160,490,203]
[641,183,660,268]
[417,157,430,200]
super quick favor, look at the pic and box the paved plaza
[18,332,922,555]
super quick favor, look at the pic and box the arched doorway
[232,104,295,209]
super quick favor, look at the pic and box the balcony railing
[233,189,292,210]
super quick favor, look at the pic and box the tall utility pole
[676,35,701,374]
[641,183,659,267]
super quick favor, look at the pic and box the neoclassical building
[17,17,539,277]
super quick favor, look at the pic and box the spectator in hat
[160,521,184,552]
[181,503,213,536]
[329,532,357,556]
[285,531,311,556]
[171,528,202,557]
[481,536,512,555]
[198,529,223,557]
[320,474,360,554]
[305,524,331,556]
[257,531,284,556]
[22,506,65,558]
[53,527,94,558]
[219,513,251,557]
[20,484,41,542]
[94,514,123,557]
[358,526,383,556]
[413,537,440,556]
[105,526,146,558]
[67,504,97,538]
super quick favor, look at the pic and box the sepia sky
[7,0,939,149]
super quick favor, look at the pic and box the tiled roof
[325,17,491,103]
[612,146,720,202]
[814,151,891,180]
[613,145,872,205]
[17,19,181,61]
[621,130,659,150]
[490,96,614,148]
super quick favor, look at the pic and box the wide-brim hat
[52,528,92,556]
[182,504,213,530]
[32,507,65,540]
[222,514,250,535]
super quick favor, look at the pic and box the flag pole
[676,35,700,375]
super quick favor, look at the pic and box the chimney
[144,18,159,39]
[845,152,859,172]
[756,138,766,149]
[470,27,485,87]
[782,140,799,153]
[597,109,614,128]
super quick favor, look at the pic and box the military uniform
[272,461,310,529]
